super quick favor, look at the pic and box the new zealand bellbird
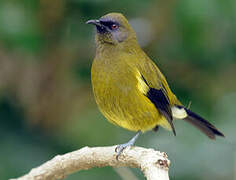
[87,13,224,157]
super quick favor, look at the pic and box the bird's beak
[86,19,101,26]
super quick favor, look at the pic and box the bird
[86,12,224,158]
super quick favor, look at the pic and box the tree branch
[10,146,170,180]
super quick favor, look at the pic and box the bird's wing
[136,58,176,135]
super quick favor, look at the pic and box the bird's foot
[115,131,141,160]
[115,142,133,160]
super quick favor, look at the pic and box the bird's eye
[111,24,118,30]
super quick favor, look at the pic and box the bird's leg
[153,125,159,132]
[115,130,141,160]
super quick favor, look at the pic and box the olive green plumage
[87,13,224,139]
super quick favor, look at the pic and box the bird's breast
[91,57,162,132]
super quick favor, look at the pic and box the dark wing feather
[147,88,176,135]
[141,75,176,135]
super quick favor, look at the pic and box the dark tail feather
[183,108,225,139]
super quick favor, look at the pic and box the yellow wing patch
[136,70,149,95]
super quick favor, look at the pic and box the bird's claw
[115,143,131,160]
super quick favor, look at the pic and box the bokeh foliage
[0,0,235,179]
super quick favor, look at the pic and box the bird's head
[86,13,137,46]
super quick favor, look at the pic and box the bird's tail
[171,105,225,139]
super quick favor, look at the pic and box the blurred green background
[0,0,235,179]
